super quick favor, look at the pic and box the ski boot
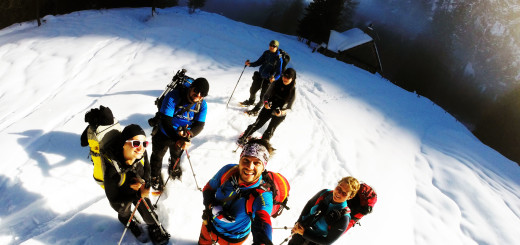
[237,133,249,146]
[239,99,254,107]
[151,176,164,193]
[245,108,259,116]
[148,223,170,245]
[168,158,183,180]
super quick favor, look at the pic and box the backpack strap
[104,157,144,187]
[218,166,268,217]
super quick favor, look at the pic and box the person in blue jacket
[150,78,209,190]
[199,138,275,245]
[288,177,360,245]
[241,40,283,116]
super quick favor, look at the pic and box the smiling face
[187,87,204,103]
[123,135,146,164]
[238,155,264,184]
[332,182,353,203]
[269,44,278,53]
[282,74,293,85]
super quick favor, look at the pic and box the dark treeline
[0,0,179,29]
[363,1,520,165]
[2,0,519,164]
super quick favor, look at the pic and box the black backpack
[278,49,291,72]
[148,69,198,127]
[154,69,195,110]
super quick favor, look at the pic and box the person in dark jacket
[150,77,209,190]
[199,138,276,245]
[288,177,360,245]
[238,68,296,144]
[240,40,283,116]
[103,124,167,241]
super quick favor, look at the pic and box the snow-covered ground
[0,7,519,245]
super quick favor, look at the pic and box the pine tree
[297,0,349,44]
[188,0,206,14]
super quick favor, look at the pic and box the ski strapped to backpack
[219,166,290,218]
[82,105,122,188]
[346,183,377,231]
[155,69,194,110]
[149,68,201,127]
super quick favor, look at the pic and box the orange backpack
[220,166,290,218]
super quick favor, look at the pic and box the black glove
[324,209,343,224]
[202,208,212,221]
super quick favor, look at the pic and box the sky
[0,6,519,245]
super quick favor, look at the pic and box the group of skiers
[81,39,376,245]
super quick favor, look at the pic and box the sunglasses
[193,87,207,97]
[126,140,149,148]
[270,45,277,48]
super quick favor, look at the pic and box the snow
[0,7,519,245]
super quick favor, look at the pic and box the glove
[324,209,343,223]
[212,205,235,223]
[202,208,212,221]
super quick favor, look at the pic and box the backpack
[346,183,377,231]
[149,69,200,127]
[82,105,122,188]
[278,49,291,72]
[220,166,291,218]
[154,68,195,110]
[302,190,351,229]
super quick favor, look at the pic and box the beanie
[191,78,210,97]
[121,124,146,142]
[270,40,279,48]
[283,68,297,80]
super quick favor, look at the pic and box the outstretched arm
[251,192,274,245]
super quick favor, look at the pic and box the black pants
[150,131,183,178]
[243,108,286,141]
[109,197,156,226]
[248,73,269,107]
[288,234,317,245]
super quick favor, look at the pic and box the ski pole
[153,175,170,208]
[279,234,292,245]
[226,65,247,108]
[153,152,183,208]
[273,226,293,230]
[141,197,169,236]
[185,149,202,191]
[118,198,143,245]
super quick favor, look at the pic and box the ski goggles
[126,140,149,148]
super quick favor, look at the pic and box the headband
[240,143,270,167]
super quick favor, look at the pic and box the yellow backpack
[82,105,122,189]
[87,122,122,188]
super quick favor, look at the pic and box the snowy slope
[0,7,519,245]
